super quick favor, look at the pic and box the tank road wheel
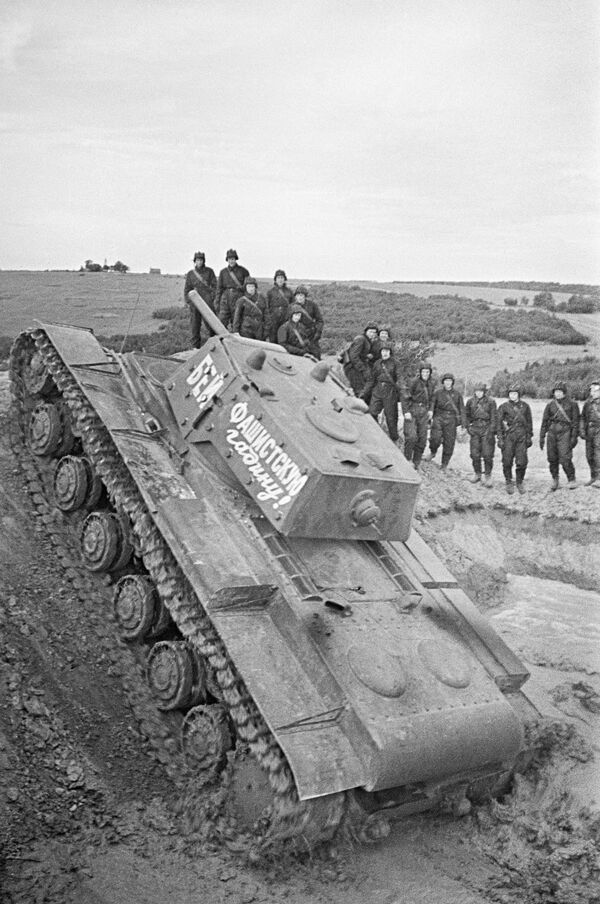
[23,350,54,396]
[53,455,102,512]
[112,574,171,642]
[181,704,232,777]
[80,511,132,572]
[147,641,207,711]
[28,402,63,456]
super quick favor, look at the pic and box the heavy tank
[8,291,537,848]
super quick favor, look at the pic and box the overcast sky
[1,0,598,281]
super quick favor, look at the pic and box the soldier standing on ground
[465,382,497,487]
[293,286,324,360]
[343,322,379,399]
[216,249,250,330]
[183,251,217,348]
[423,373,466,470]
[266,270,293,343]
[232,277,269,340]
[580,379,600,487]
[539,381,580,491]
[403,363,435,470]
[277,304,312,355]
[496,385,533,495]
[361,342,405,445]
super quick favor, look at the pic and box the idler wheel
[113,574,170,641]
[53,455,100,512]
[80,511,132,572]
[23,350,54,396]
[28,402,63,456]
[146,641,207,711]
[181,704,232,776]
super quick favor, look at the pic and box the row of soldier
[183,255,600,494]
[184,250,323,357]
[342,321,600,494]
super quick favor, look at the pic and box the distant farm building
[149,268,161,275]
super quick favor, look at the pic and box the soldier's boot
[568,480,577,489]
[483,474,493,488]
[585,475,597,486]
[516,481,526,495]
[468,472,481,484]
[505,480,515,495]
[550,477,559,491]
[422,449,434,461]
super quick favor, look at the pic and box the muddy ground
[0,371,599,904]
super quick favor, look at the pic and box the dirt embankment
[1,371,599,904]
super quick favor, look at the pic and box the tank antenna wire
[119,293,141,354]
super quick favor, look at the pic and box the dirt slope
[1,371,598,904]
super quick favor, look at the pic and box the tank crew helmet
[193,251,205,262]
[378,324,392,337]
[474,381,487,391]
[274,269,287,281]
[226,249,239,261]
[243,276,257,289]
[294,285,308,298]
[508,383,521,395]
[552,380,567,394]
[441,372,455,383]
[364,321,379,333]
[419,362,432,373]
[290,303,304,315]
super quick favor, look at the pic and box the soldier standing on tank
[216,249,250,330]
[539,381,580,490]
[293,286,323,360]
[232,277,269,340]
[423,373,466,470]
[465,382,497,487]
[277,304,312,355]
[403,363,435,470]
[496,385,533,495]
[372,324,393,361]
[580,380,600,487]
[183,251,217,348]
[360,342,405,444]
[266,270,293,343]
[343,322,379,400]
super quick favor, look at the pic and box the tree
[504,297,518,307]
[520,296,529,306]
[532,291,555,311]
[112,260,130,273]
[83,259,102,272]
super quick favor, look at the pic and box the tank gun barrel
[188,289,229,338]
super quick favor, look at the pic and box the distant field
[0,270,183,337]
[356,281,577,307]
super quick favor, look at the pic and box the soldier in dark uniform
[403,362,435,470]
[216,249,250,330]
[423,373,466,470]
[277,304,312,356]
[496,384,533,495]
[539,381,580,490]
[465,382,497,486]
[343,321,379,399]
[372,324,393,361]
[361,342,405,444]
[183,251,217,347]
[232,277,269,340]
[580,379,600,487]
[293,286,323,360]
[266,269,293,343]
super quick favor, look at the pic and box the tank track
[9,329,353,853]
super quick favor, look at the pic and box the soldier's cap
[474,381,487,391]
[441,372,455,383]
[274,269,287,281]
[378,324,392,335]
[226,249,239,260]
[243,276,258,288]
[508,383,521,394]
[552,380,567,393]
[379,340,394,350]
[193,251,205,261]
[419,362,432,373]
[364,321,379,332]
[291,303,304,314]
[294,285,308,297]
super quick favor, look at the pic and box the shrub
[490,356,600,400]
[532,291,555,311]
[566,294,596,313]
[504,297,518,307]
